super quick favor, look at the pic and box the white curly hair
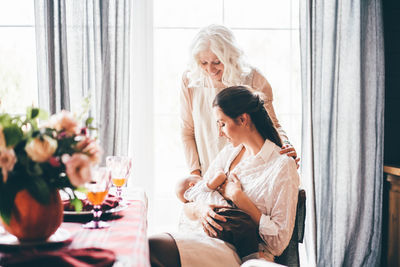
[187,24,251,88]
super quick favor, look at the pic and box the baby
[176,171,260,259]
[176,170,229,205]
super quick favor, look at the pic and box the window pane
[154,114,186,182]
[234,30,292,114]
[225,0,291,29]
[288,29,302,152]
[0,28,38,114]
[292,0,300,29]
[151,114,186,233]
[154,29,198,115]
[234,28,301,151]
[0,0,35,26]
[154,0,223,28]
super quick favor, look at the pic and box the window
[149,0,301,234]
[0,0,301,237]
[0,1,38,114]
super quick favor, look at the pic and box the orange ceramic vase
[2,189,63,241]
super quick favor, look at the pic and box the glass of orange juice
[106,156,132,204]
[83,166,112,229]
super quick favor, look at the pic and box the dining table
[0,188,150,267]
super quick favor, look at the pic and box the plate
[0,228,72,249]
[63,203,129,216]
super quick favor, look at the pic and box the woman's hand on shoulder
[198,204,227,237]
[280,141,300,169]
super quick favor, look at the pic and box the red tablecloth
[63,199,150,267]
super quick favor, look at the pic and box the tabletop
[0,188,150,267]
[64,199,150,267]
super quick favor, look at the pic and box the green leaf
[26,107,49,121]
[0,114,11,126]
[70,197,83,212]
[38,109,49,120]
[75,186,88,194]
[85,117,94,126]
[3,124,23,147]
[0,177,18,225]
[26,107,33,120]
[30,108,40,119]
[0,191,13,224]
[26,177,50,205]
[27,163,43,177]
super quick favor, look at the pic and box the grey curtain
[34,0,131,157]
[35,0,70,113]
[300,1,384,266]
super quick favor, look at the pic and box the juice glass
[106,156,132,204]
[83,166,112,229]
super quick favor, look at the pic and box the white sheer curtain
[300,0,384,266]
[128,0,155,194]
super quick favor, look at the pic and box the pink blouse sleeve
[251,69,288,141]
[258,158,299,256]
[180,73,201,173]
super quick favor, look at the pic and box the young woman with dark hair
[212,85,282,148]
[150,86,300,267]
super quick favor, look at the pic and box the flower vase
[1,189,63,241]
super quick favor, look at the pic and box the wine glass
[83,166,112,229]
[106,156,132,204]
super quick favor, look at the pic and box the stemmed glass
[83,166,112,229]
[106,156,132,205]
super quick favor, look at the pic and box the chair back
[275,189,306,267]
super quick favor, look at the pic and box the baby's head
[175,175,201,203]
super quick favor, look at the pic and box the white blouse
[174,140,299,265]
[180,67,288,175]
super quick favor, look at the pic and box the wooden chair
[275,189,306,267]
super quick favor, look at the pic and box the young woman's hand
[198,204,227,237]
[218,173,242,202]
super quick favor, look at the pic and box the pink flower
[25,135,57,163]
[76,137,102,164]
[62,153,92,187]
[0,148,17,183]
[49,110,79,136]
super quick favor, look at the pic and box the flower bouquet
[0,107,101,232]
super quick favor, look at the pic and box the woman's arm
[180,72,202,174]
[220,174,262,224]
[182,202,227,237]
[206,170,226,190]
[258,161,299,256]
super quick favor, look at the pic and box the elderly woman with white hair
[180,24,298,177]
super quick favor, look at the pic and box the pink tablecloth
[63,200,150,267]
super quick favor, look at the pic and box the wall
[382,1,400,265]
[383,0,400,166]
